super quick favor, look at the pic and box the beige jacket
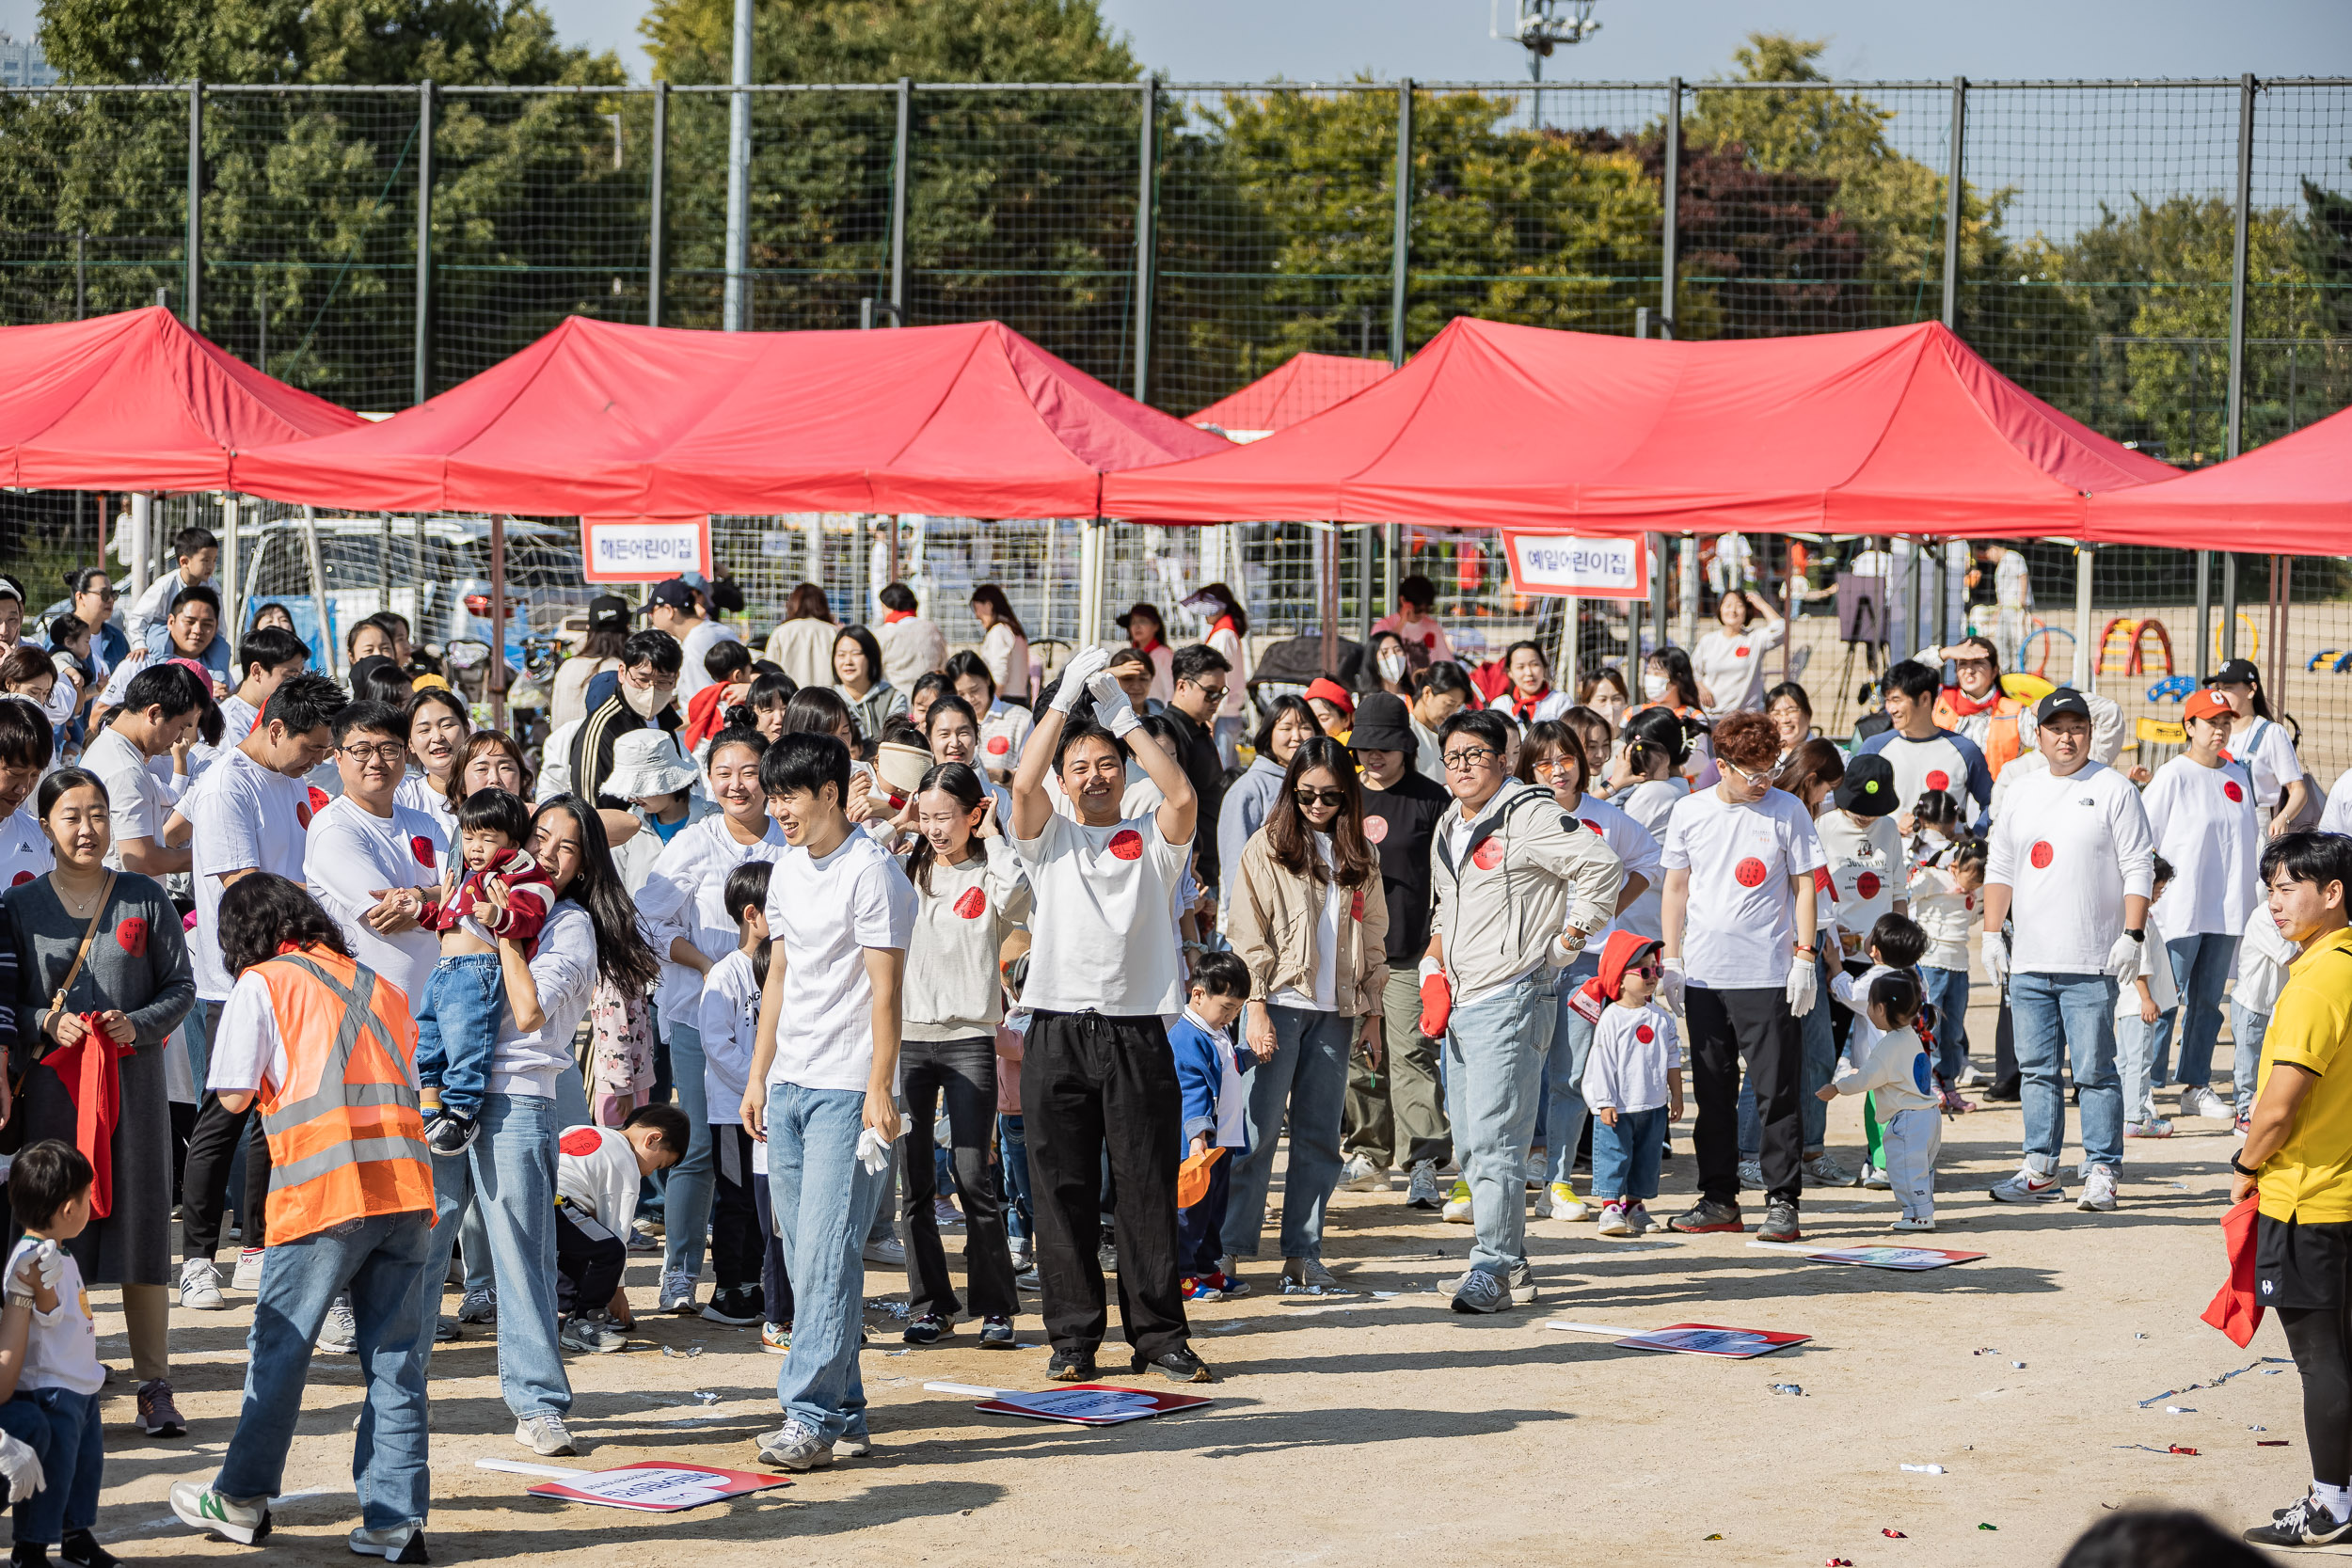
[1227,829,1390,1018]
[1428,778,1625,1000]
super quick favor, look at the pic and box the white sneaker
[2181,1085,2233,1119]
[1889,1214,1938,1233]
[2078,1164,2120,1212]
[179,1257,225,1311]
[456,1286,498,1323]
[1524,1154,1547,1191]
[347,1522,428,1562]
[1737,1157,1765,1191]
[2125,1117,2174,1139]
[318,1294,358,1354]
[1546,1182,1588,1222]
[862,1236,907,1268]
[1440,1180,1474,1224]
[1989,1165,2067,1203]
[1595,1200,1632,1237]
[1861,1165,1892,1191]
[1338,1153,1385,1193]
[1405,1160,1444,1210]
[1956,1065,1986,1088]
[171,1481,270,1544]
[516,1414,577,1457]
[232,1246,265,1292]
[658,1270,697,1314]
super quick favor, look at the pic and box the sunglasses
[1293,787,1348,809]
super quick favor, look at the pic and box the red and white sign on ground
[927,1381,1213,1426]
[580,515,711,582]
[480,1458,788,1513]
[1548,1321,1811,1358]
[1501,532,1648,599]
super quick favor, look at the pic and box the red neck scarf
[1502,685,1552,721]
[882,609,915,625]
[1943,684,2002,719]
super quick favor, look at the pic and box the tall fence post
[723,0,753,331]
[647,81,667,328]
[185,80,201,327]
[892,76,911,324]
[1383,80,1414,615]
[415,80,434,406]
[1132,77,1156,403]
[1941,76,1965,330]
[1660,76,1680,337]
[2220,72,2258,662]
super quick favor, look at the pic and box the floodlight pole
[185,80,201,329]
[647,81,667,327]
[892,76,911,325]
[1941,78,1965,331]
[723,0,753,332]
[2220,72,2257,661]
[1383,81,1414,617]
[416,81,434,404]
[1133,78,1156,403]
[1659,77,1679,338]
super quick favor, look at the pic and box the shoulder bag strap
[44,871,118,1025]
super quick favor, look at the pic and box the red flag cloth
[39,1014,127,1219]
[679,683,734,752]
[2201,1195,2264,1349]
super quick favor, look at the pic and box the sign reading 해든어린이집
[1501,532,1648,600]
[580,516,712,583]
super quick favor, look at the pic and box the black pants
[749,1162,796,1328]
[901,1036,1019,1321]
[181,1078,273,1260]
[710,1123,763,1295]
[1022,1009,1188,1360]
[1688,986,1802,1209]
[2264,1213,2352,1487]
[554,1204,626,1318]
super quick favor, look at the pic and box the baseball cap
[2182,689,2232,722]
[587,594,631,630]
[2036,687,2092,724]
[642,579,697,613]
[2206,657,2260,689]
[1304,677,1356,720]
[1832,752,1899,816]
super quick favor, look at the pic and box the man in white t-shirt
[174,672,343,1311]
[1659,710,1824,1243]
[1009,645,1207,1384]
[742,732,917,1472]
[1853,659,1993,833]
[304,700,446,1012]
[2140,689,2259,1122]
[194,626,312,776]
[0,698,53,891]
[1980,689,2155,1214]
[82,663,201,878]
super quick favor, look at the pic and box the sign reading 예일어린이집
[1501,532,1648,600]
[580,516,712,583]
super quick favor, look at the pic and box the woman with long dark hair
[409,793,660,1458]
[1223,736,1388,1291]
[831,624,907,742]
[968,586,1030,705]
[397,687,471,842]
[1216,694,1318,924]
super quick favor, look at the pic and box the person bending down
[553,1105,690,1354]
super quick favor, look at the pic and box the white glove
[0,1432,41,1502]
[2108,931,2144,981]
[1051,647,1113,712]
[1785,954,1818,1016]
[1980,929,2010,987]
[28,1241,62,1292]
[1659,957,1686,1015]
[854,1125,898,1176]
[1086,671,1142,736]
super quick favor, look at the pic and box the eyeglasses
[84,587,117,601]
[1293,787,1348,809]
[1184,681,1228,702]
[1631,960,1663,977]
[1721,759,1767,786]
[1441,747,1498,770]
[1530,756,1578,778]
[341,742,408,765]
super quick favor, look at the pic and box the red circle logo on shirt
[1471,839,1505,872]
[307,784,330,813]
[1581,817,1603,836]
[2029,841,2055,870]
[1964,895,1976,911]
[1855,871,1882,900]
[953,886,988,920]
[1734,645,1750,658]
[1635,1023,1655,1044]
[295,802,313,829]
[986,736,1010,755]
[1107,829,1144,862]
[409,835,436,868]
[559,1128,602,1158]
[1350,889,1366,922]
[1813,866,1836,899]
[115,916,147,958]
[2224,780,2245,803]
[1362,815,1389,845]
[1925,769,1950,792]
[8,870,28,887]
[1734,857,1768,888]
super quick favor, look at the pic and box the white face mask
[622,680,668,719]
[1642,673,1671,701]
[1376,650,1407,681]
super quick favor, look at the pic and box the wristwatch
[2230,1152,2259,1178]
[2122,928,2146,943]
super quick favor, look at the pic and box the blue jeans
[1740,949,1834,1156]
[767,1082,889,1445]
[1540,955,1599,1188]
[1222,1005,1354,1262]
[2149,932,2239,1095]
[1921,964,1970,1085]
[662,1022,717,1283]
[1443,974,1554,1278]
[414,953,503,1122]
[5,1387,101,1544]
[413,1092,571,1421]
[2009,970,2124,1174]
[998,1115,1033,1246]
[2233,1002,2271,1120]
[216,1212,434,1532]
[1591,1106,1666,1203]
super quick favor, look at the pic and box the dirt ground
[78,985,2307,1567]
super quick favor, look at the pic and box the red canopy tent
[0,306,361,491]
[2083,402,2352,552]
[230,316,1230,518]
[1105,317,2178,533]
[1187,351,1394,440]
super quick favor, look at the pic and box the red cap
[1304,677,1355,719]
[1578,929,1663,1010]
[2183,689,2232,722]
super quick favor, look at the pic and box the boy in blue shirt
[1170,952,1254,1303]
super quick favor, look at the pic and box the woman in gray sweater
[4,767,195,1437]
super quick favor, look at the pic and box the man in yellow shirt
[2235,832,2352,1548]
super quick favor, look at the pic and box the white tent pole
[220,496,244,641]
[2073,543,2095,692]
[127,493,152,607]
[300,506,331,672]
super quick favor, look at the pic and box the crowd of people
[0,541,2346,1555]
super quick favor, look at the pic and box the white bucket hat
[604,729,701,801]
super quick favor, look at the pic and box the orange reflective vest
[256,949,435,1247]
[1934,689,2026,779]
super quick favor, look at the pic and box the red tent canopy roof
[0,306,361,491]
[1188,352,1395,437]
[229,317,1230,518]
[1106,317,2178,534]
[2083,402,2352,552]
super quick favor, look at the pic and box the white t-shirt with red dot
[1984,758,2157,974]
[1660,785,1826,990]
[2142,752,2261,940]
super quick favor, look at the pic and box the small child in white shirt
[554,1106,690,1354]
[0,1141,106,1566]
[1573,932,1683,1238]
[697,860,773,1329]
[2122,856,2180,1138]
[1820,966,1940,1230]
[1909,839,1987,1101]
